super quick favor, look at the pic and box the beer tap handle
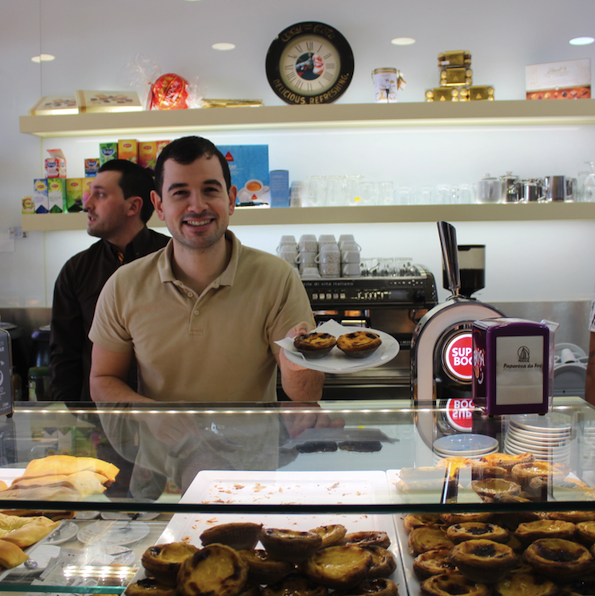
[437,221,460,297]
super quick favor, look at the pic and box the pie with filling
[141,542,199,586]
[446,522,509,544]
[336,331,382,358]
[293,333,337,359]
[524,538,595,581]
[420,573,491,596]
[448,539,518,583]
[413,548,459,580]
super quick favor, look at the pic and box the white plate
[504,437,570,456]
[507,431,571,448]
[276,320,399,374]
[127,511,406,593]
[433,434,498,455]
[77,520,149,546]
[433,446,498,458]
[14,544,60,572]
[45,520,78,545]
[510,413,572,434]
[101,511,160,521]
[508,428,571,445]
[181,470,391,505]
[74,510,101,520]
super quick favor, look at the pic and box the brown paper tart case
[446,522,510,544]
[259,528,322,563]
[238,549,295,585]
[200,522,263,551]
[448,539,518,583]
[492,571,559,596]
[125,578,179,596]
[524,538,595,581]
[420,573,491,596]
[262,573,328,596]
[408,526,454,556]
[413,548,459,580]
[301,545,372,589]
[141,542,199,586]
[177,544,249,596]
[333,578,399,596]
[514,519,576,545]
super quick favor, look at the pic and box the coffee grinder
[411,222,503,447]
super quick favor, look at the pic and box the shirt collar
[158,230,241,287]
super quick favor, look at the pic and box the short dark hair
[154,136,231,197]
[98,159,156,223]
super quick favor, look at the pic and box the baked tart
[343,531,390,549]
[259,528,322,563]
[408,526,454,556]
[336,331,382,358]
[333,578,399,596]
[471,465,507,481]
[420,573,491,596]
[125,578,179,596]
[479,452,534,472]
[511,462,558,487]
[200,523,263,551]
[301,545,372,589]
[403,513,443,534]
[514,519,576,545]
[548,511,595,524]
[577,521,595,546]
[177,544,249,596]
[141,542,199,586]
[364,545,397,579]
[310,524,347,548]
[448,539,518,583]
[293,333,337,359]
[492,571,559,596]
[262,573,327,596]
[238,549,295,585]
[471,478,522,501]
[413,548,459,580]
[446,522,510,544]
[524,538,595,581]
[440,512,494,525]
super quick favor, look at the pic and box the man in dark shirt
[49,159,170,402]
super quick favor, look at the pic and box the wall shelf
[21,202,595,232]
[19,100,595,138]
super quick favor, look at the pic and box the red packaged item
[149,73,189,110]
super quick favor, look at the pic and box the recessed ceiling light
[570,36,594,45]
[31,54,55,63]
[391,37,416,46]
[212,42,235,51]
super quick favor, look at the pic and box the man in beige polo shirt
[89,135,325,407]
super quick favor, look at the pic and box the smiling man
[89,136,324,404]
[49,159,169,402]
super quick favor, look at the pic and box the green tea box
[48,178,66,213]
[99,142,118,166]
[65,178,83,212]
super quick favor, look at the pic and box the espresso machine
[410,222,503,445]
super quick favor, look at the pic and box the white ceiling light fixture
[31,54,55,63]
[569,36,594,46]
[212,42,235,51]
[391,37,416,46]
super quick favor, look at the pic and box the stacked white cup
[315,235,340,277]
[297,234,318,276]
[339,235,361,277]
[276,235,298,269]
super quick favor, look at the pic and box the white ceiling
[6,0,595,106]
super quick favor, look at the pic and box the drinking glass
[359,182,379,206]
[378,181,395,205]
[433,184,454,205]
[325,176,344,206]
[342,175,363,206]
[305,176,326,207]
[396,185,415,205]
[416,185,433,205]
[584,162,595,202]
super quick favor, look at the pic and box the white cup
[342,263,361,277]
[243,179,269,198]
[279,246,297,264]
[296,251,316,265]
[339,234,357,244]
[318,234,337,245]
[319,261,340,277]
[301,266,321,279]
[299,234,318,252]
[339,241,361,252]
[341,250,361,264]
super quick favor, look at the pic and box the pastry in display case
[0,397,593,594]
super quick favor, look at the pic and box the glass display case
[0,396,594,593]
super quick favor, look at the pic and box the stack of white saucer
[581,422,595,483]
[504,413,572,465]
[432,433,499,465]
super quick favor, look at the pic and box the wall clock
[265,21,354,105]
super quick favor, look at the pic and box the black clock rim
[265,21,355,104]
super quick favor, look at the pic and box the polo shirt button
[194,310,200,316]
[187,293,194,298]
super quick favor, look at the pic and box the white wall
[1,0,595,309]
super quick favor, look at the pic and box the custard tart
[125,578,179,596]
[262,573,327,596]
[492,571,559,596]
[259,528,322,563]
[471,478,522,500]
[343,531,390,549]
[310,525,347,548]
[547,511,595,524]
[514,519,576,545]
[293,333,337,359]
[446,522,510,544]
[420,573,491,596]
[177,544,249,596]
[479,452,534,472]
[408,526,454,556]
[403,513,443,534]
[413,548,459,580]
[524,538,595,581]
[333,578,399,596]
[364,545,397,579]
[511,461,558,487]
[336,331,382,358]
[448,539,518,583]
[141,542,199,586]
[577,521,595,546]
[238,549,295,585]
[301,545,372,589]
[440,512,494,525]
[200,523,263,551]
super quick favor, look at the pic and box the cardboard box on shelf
[526,58,591,99]
[218,145,270,207]
[48,178,66,213]
[65,178,83,212]
[33,179,49,213]
[118,139,138,163]
[45,149,67,178]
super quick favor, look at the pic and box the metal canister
[499,172,521,203]
[544,175,566,202]
[520,178,544,202]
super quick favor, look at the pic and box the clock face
[266,22,354,105]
